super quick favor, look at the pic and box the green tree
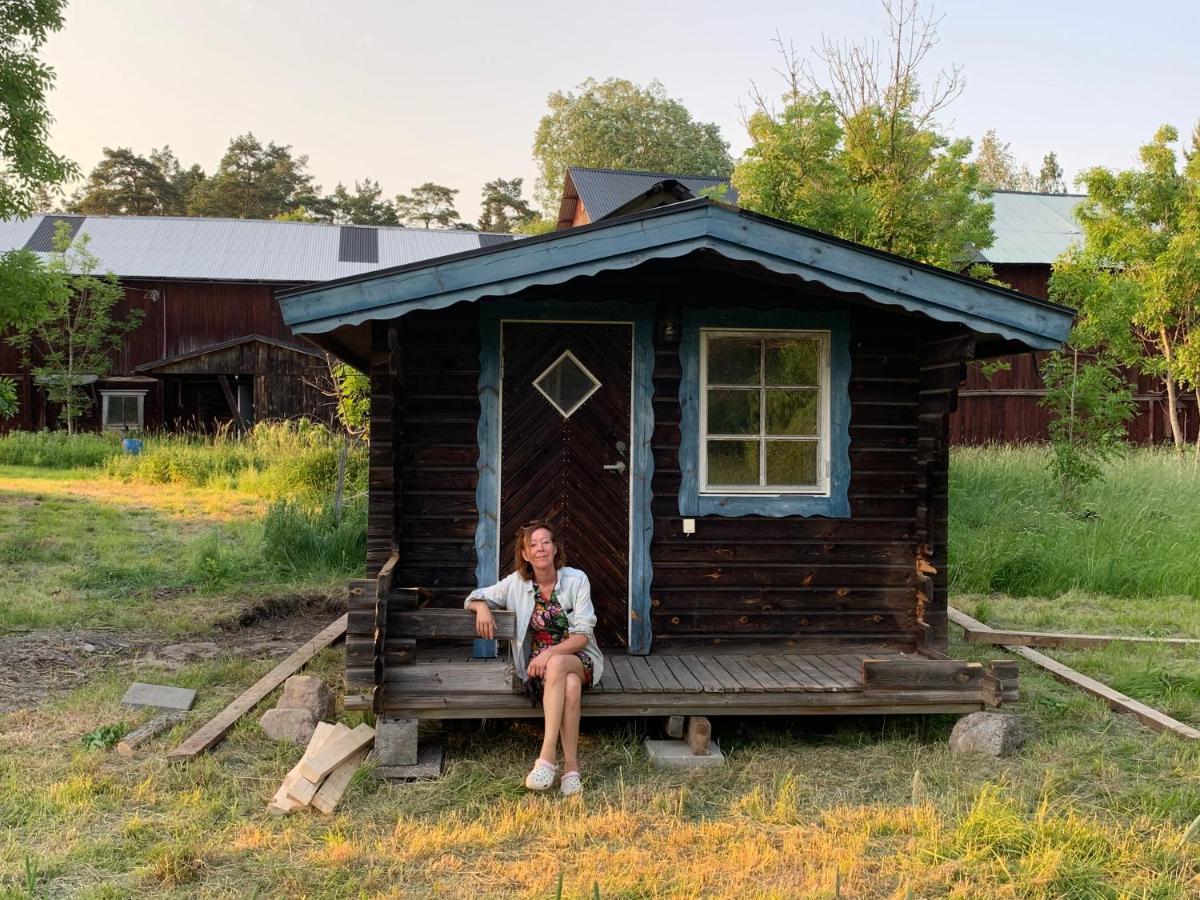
[733,4,993,271]
[1051,125,1200,448]
[395,182,460,229]
[1035,151,1066,193]
[0,0,77,219]
[532,77,732,212]
[477,177,534,233]
[0,246,58,418]
[975,129,1021,191]
[331,179,399,226]
[149,145,205,213]
[189,133,326,220]
[1040,349,1135,503]
[7,223,141,433]
[69,147,182,215]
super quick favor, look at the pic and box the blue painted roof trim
[678,308,851,519]
[279,201,1074,351]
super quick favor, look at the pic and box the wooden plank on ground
[168,614,348,761]
[117,712,187,756]
[299,723,376,783]
[948,606,1200,649]
[311,746,371,814]
[269,722,344,813]
[1009,646,1200,741]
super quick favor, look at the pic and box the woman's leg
[538,654,585,765]
[560,672,583,773]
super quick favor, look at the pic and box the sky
[41,0,1200,224]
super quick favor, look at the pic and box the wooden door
[500,321,632,649]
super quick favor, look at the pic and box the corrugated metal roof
[980,191,1084,264]
[0,214,515,282]
[568,166,736,220]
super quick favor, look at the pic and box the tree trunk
[1159,327,1183,448]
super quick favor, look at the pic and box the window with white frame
[699,329,829,494]
[100,391,145,431]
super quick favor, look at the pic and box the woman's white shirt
[464,567,604,684]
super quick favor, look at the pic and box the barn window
[677,309,851,518]
[700,330,828,493]
[100,391,146,431]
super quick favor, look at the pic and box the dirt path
[0,606,339,714]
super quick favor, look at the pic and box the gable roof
[978,191,1085,265]
[0,214,515,283]
[279,199,1074,360]
[558,166,736,227]
[134,334,321,374]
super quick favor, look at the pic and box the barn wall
[951,263,1200,445]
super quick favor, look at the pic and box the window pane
[533,352,600,418]
[765,388,818,436]
[765,440,818,486]
[765,338,819,385]
[707,389,759,435]
[121,396,139,425]
[707,337,760,384]
[707,440,759,485]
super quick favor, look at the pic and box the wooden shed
[278,199,1074,721]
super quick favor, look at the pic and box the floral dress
[528,583,594,687]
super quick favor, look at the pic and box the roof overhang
[279,200,1074,359]
[135,334,322,374]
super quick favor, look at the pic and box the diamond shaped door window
[532,350,601,418]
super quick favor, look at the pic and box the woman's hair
[513,519,566,581]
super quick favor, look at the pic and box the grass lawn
[0,448,1197,897]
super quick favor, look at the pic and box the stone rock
[277,675,335,721]
[260,708,318,745]
[949,712,1026,757]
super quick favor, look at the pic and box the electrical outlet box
[682,518,696,535]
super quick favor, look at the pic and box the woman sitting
[465,520,604,796]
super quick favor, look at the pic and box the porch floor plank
[609,655,643,693]
[628,655,663,693]
[697,656,745,693]
[713,656,760,692]
[774,655,833,692]
[662,656,704,694]
[678,655,724,693]
[645,655,684,692]
[757,656,807,693]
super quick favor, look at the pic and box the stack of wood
[269,722,375,814]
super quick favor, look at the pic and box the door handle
[602,461,627,474]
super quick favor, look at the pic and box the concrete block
[375,717,419,766]
[374,742,444,781]
[645,739,725,769]
[121,682,196,711]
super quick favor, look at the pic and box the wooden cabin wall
[383,307,481,604]
[649,303,931,650]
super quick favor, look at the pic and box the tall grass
[0,430,121,468]
[950,446,1200,598]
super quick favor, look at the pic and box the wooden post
[685,716,711,756]
[217,374,248,432]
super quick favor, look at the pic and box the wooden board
[168,615,347,760]
[861,659,983,693]
[269,722,344,813]
[391,609,516,639]
[299,723,376,783]
[312,746,371,814]
[948,606,1200,648]
[1010,646,1200,741]
[117,712,187,756]
[385,661,514,693]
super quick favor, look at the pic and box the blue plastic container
[121,438,143,455]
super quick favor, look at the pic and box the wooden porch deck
[355,647,1015,719]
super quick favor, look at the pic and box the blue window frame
[678,307,851,518]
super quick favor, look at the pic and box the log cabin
[0,214,512,432]
[277,198,1073,722]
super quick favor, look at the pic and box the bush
[0,430,121,468]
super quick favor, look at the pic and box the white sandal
[524,759,557,791]
[560,771,583,797]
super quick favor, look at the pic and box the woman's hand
[526,651,551,679]
[471,602,496,640]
